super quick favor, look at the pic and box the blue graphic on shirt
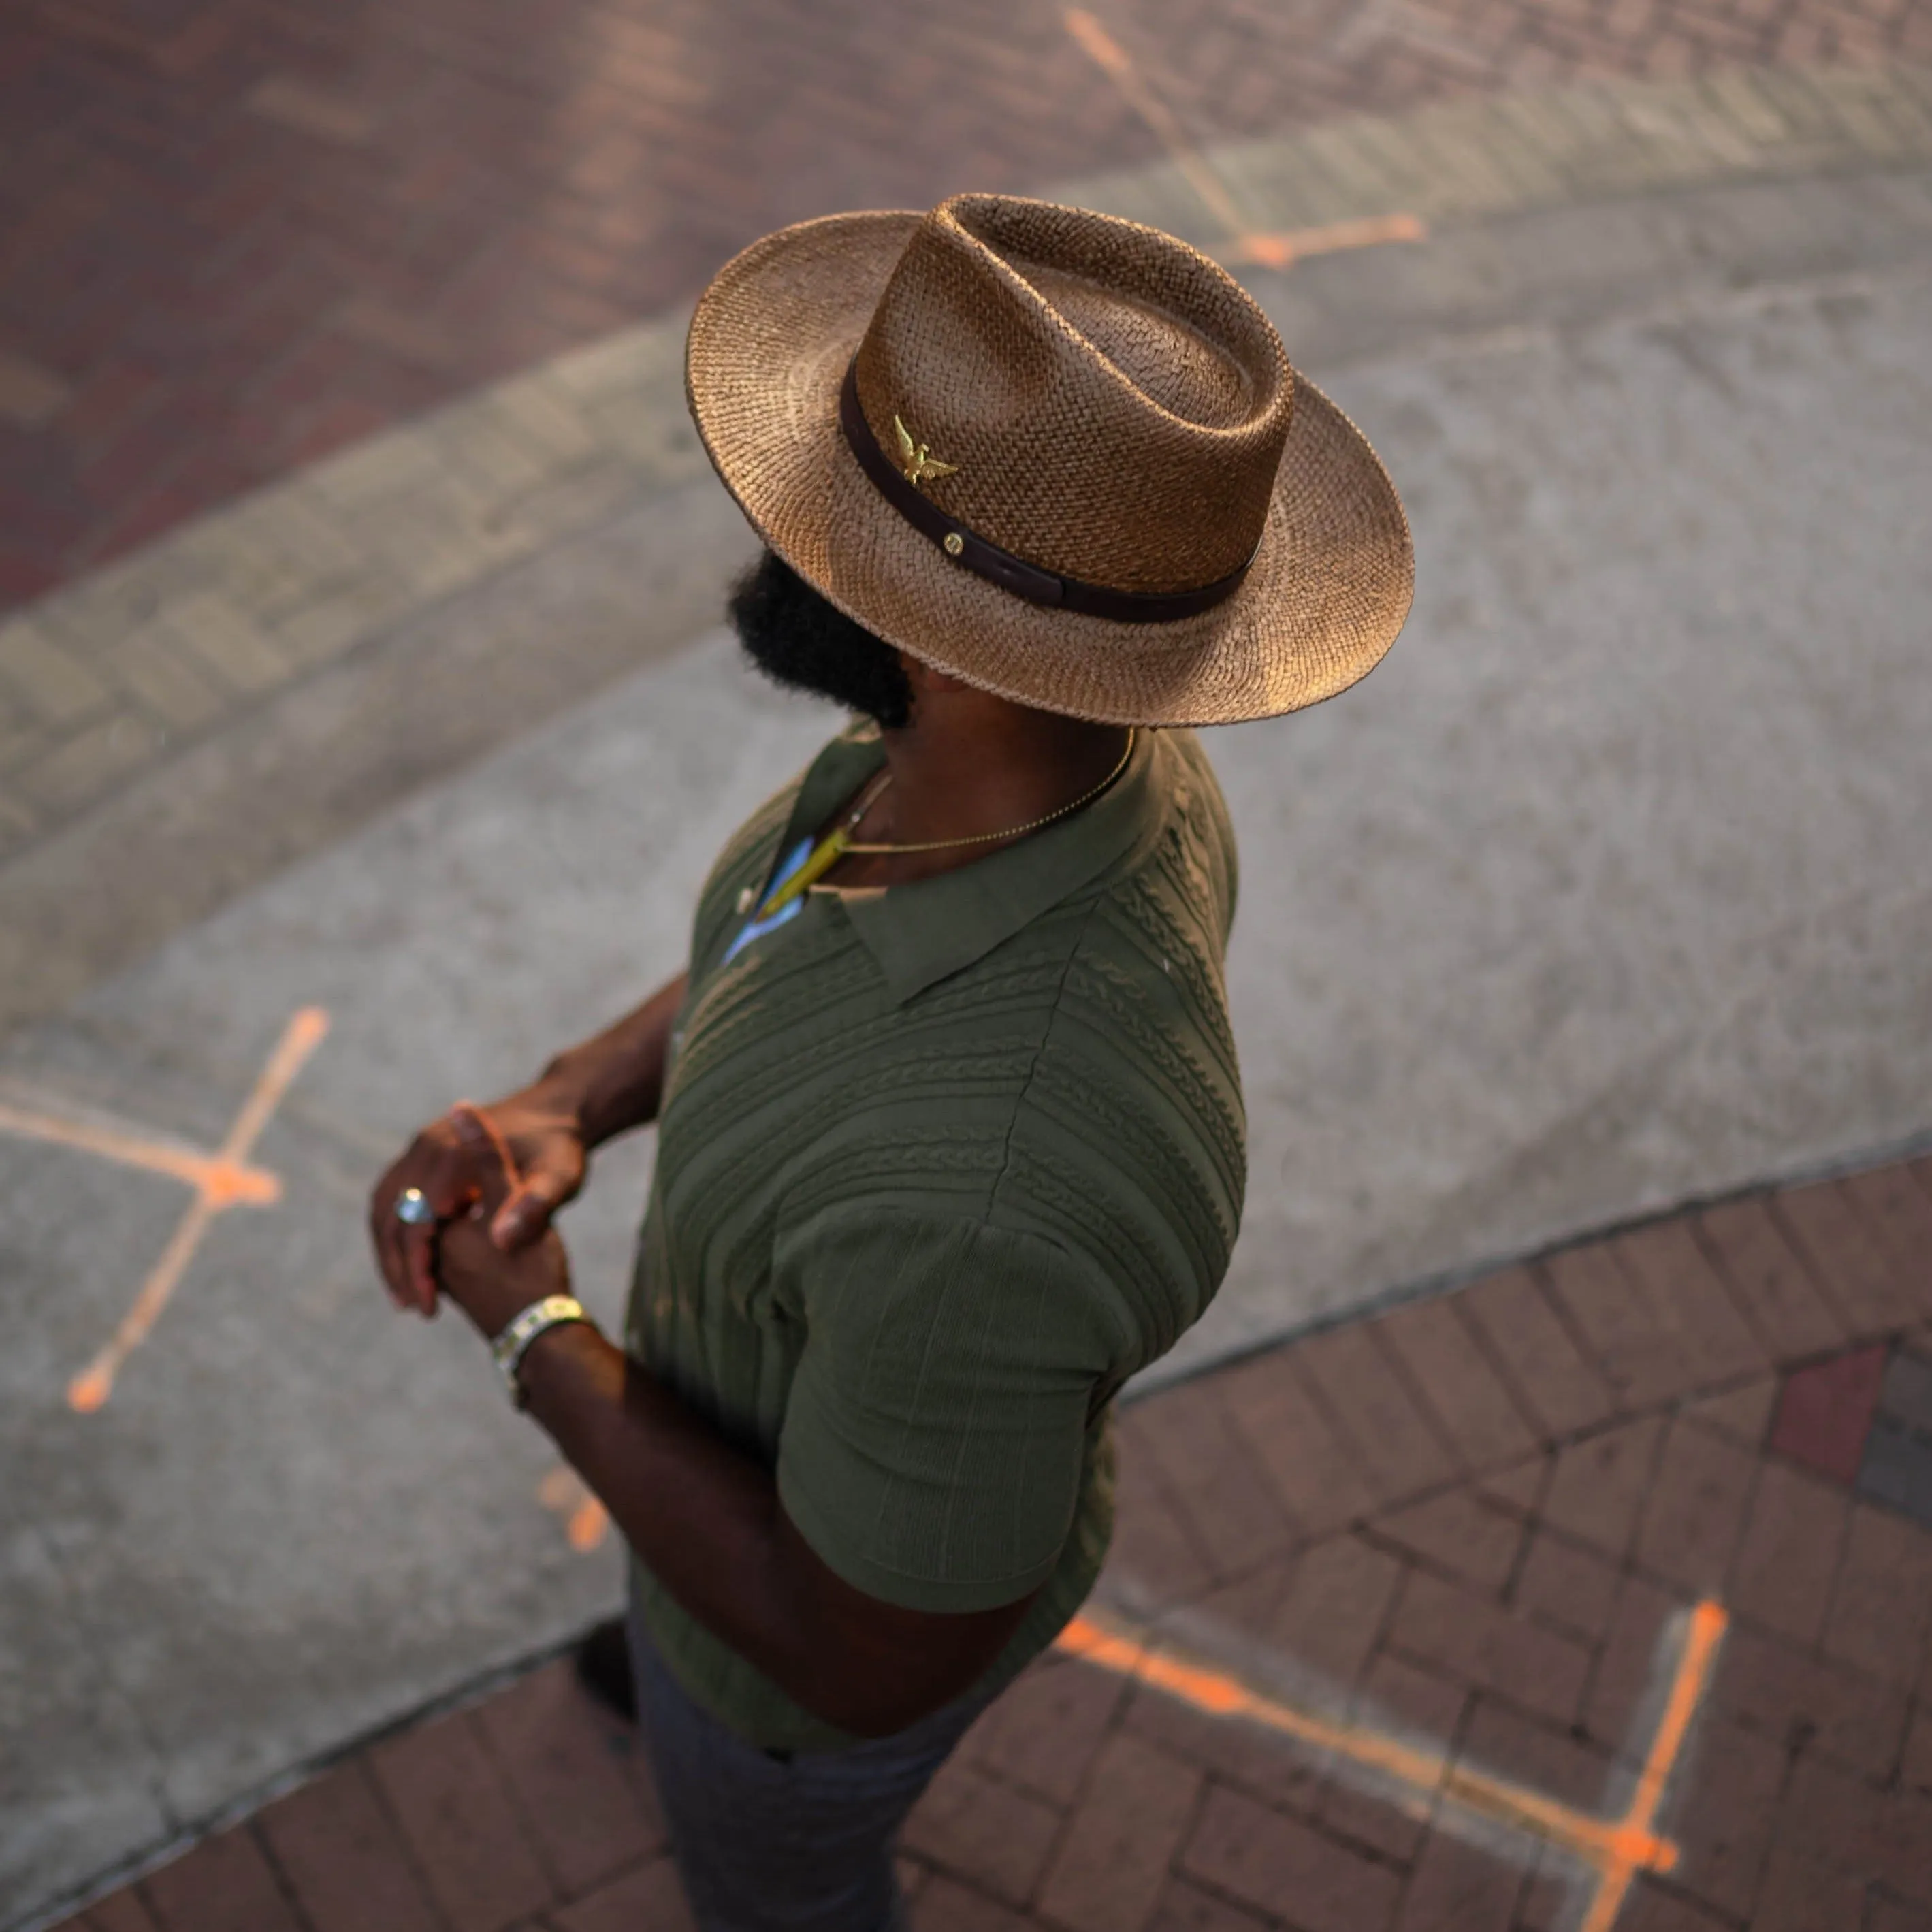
[721,837,814,965]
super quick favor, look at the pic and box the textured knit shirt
[623,721,1245,1750]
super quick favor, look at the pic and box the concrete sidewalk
[49,1152,1932,1932]
[5,71,1932,1932]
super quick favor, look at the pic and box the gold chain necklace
[848,728,1136,854]
[755,730,1136,922]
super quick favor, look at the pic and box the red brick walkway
[55,1152,1932,1932]
[5,0,1932,609]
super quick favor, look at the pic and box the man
[370,191,1410,1930]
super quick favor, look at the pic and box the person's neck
[843,696,1130,886]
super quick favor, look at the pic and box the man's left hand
[434,1164,573,1342]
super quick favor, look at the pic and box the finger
[384,1170,439,1317]
[374,1143,448,1312]
[449,1102,521,1196]
[388,1122,479,1315]
[372,1125,440,1302]
[404,1177,468,1317]
[491,1170,571,1251]
[404,1218,440,1318]
[368,1164,413,1310]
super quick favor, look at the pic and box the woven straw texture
[686,195,1414,726]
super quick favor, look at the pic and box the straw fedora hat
[686,193,1412,726]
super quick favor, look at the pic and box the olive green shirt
[624,722,1244,1750]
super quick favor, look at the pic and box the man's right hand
[369,1087,588,1317]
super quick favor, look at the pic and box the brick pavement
[4,0,1932,613]
[49,1149,1932,1932]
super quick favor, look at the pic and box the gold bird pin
[894,415,959,487]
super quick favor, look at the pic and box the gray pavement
[5,138,1932,1932]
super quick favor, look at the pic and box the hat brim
[686,210,1415,727]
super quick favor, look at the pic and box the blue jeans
[626,1604,994,1931]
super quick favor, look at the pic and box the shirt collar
[779,724,1172,1005]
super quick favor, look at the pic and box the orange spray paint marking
[1227,212,1427,270]
[0,1102,283,1206]
[1578,1598,1728,1932]
[14,1008,334,1413]
[1054,1597,1726,1930]
[538,1466,611,1553]
[1063,10,1424,272]
[568,1498,610,1553]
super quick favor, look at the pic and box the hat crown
[852,195,1293,596]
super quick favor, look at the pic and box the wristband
[491,1295,591,1408]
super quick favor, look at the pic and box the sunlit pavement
[4,7,1932,1929]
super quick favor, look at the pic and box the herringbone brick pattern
[2,0,1929,611]
[54,1153,1932,1931]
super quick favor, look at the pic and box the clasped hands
[369,1093,583,1343]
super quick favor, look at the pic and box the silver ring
[393,1187,436,1227]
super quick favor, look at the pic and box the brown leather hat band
[839,361,1253,625]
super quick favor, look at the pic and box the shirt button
[736,886,756,914]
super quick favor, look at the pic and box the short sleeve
[773,1208,1116,1615]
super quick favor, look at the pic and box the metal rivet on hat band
[838,361,1255,625]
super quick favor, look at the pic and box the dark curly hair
[727,549,915,730]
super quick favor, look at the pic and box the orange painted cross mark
[1054,1596,1728,1932]
[1063,10,1424,272]
[0,1008,331,1413]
